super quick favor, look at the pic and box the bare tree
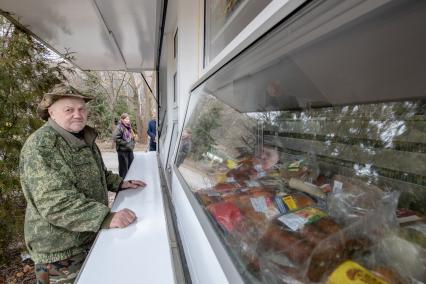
[80,70,157,148]
[141,72,156,144]
[86,71,129,129]
[127,73,144,143]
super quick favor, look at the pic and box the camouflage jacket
[19,119,123,264]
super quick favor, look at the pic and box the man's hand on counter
[109,209,137,228]
[121,180,147,189]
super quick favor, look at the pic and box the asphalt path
[100,151,119,206]
[101,151,119,174]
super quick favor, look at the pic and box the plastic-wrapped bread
[299,221,332,246]
[307,239,347,282]
[307,236,372,282]
[258,223,314,265]
[315,217,342,235]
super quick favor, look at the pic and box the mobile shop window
[177,93,426,283]
[179,0,426,283]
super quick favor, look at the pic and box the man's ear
[48,107,54,119]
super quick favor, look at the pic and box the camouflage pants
[35,252,87,284]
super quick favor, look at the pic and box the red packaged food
[208,201,243,232]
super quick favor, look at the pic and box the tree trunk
[129,74,144,143]
[142,74,153,144]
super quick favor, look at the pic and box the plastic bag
[370,233,426,283]
[255,187,414,283]
[327,175,397,226]
[201,151,426,283]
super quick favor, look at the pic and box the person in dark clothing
[147,118,157,151]
[176,128,192,167]
[114,113,136,178]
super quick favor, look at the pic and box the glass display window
[179,0,426,283]
[204,0,272,65]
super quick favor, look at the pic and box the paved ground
[100,141,147,175]
[101,150,147,206]
[101,152,119,174]
[101,152,119,206]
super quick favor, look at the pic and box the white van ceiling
[0,0,163,71]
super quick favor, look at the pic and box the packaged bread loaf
[258,223,314,265]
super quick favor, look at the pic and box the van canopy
[0,0,163,71]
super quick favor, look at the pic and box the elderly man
[19,83,146,283]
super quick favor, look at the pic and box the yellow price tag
[283,195,297,210]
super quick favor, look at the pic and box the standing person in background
[176,128,192,167]
[114,113,136,178]
[20,83,146,284]
[147,117,157,151]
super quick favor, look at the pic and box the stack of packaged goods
[195,155,426,284]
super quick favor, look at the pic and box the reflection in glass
[176,95,426,283]
[180,0,426,282]
[204,0,272,64]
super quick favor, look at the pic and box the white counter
[77,151,175,284]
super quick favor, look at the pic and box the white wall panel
[171,173,229,284]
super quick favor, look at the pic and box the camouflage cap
[37,83,93,120]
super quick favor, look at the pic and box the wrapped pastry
[307,235,372,282]
[258,223,314,265]
[307,240,347,282]
[299,221,332,246]
[314,217,342,236]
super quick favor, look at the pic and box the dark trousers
[117,151,134,178]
